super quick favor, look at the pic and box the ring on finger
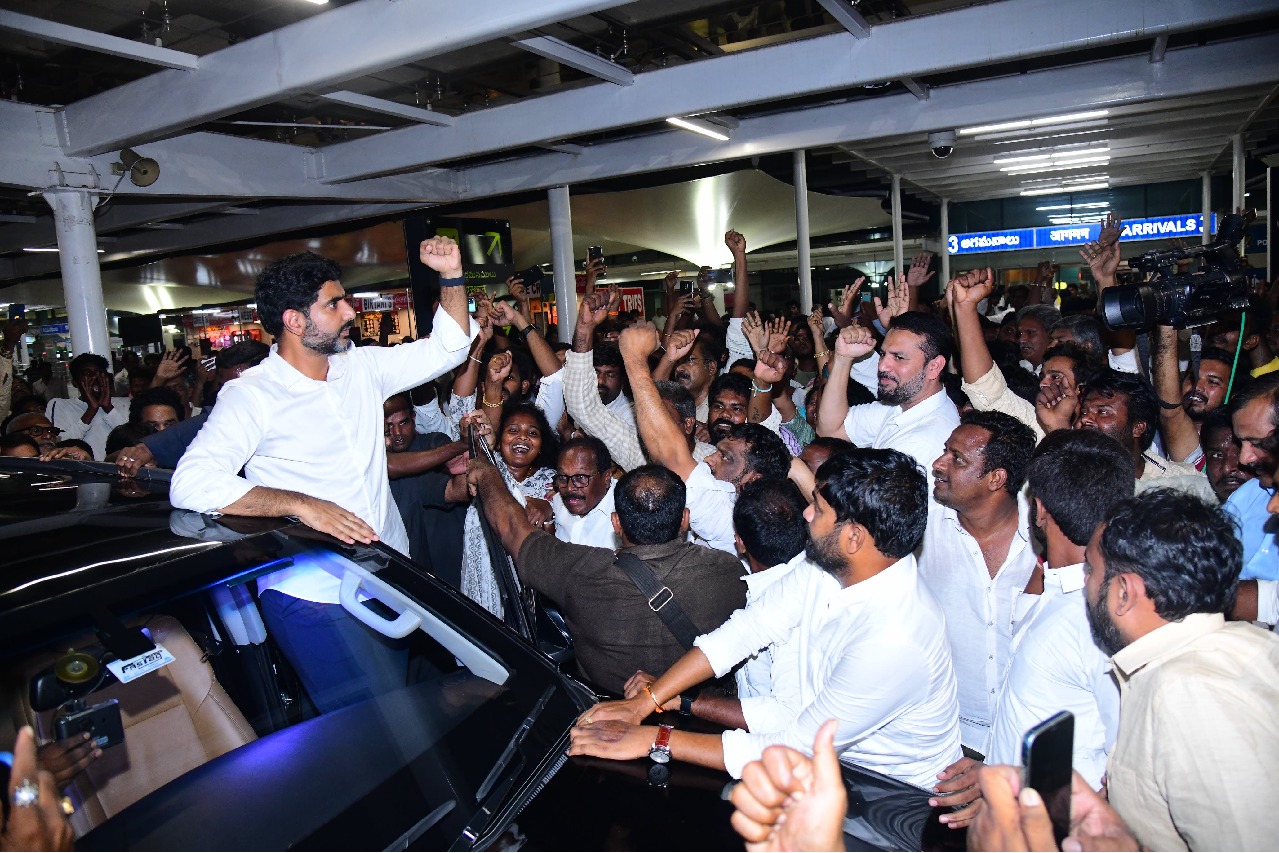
[12,778,38,808]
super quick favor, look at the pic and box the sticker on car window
[106,643,177,683]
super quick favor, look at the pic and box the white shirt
[535,368,566,435]
[46,396,131,460]
[551,479,621,549]
[604,390,636,426]
[170,306,476,604]
[682,460,738,556]
[841,387,960,491]
[917,494,1037,750]
[696,556,963,785]
[735,557,804,734]
[1257,580,1278,630]
[985,564,1120,788]
[414,397,458,440]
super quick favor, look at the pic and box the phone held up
[588,245,606,279]
[518,266,544,297]
[1022,710,1074,846]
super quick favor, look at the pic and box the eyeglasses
[553,473,595,489]
[22,426,62,438]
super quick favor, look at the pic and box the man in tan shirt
[1083,488,1279,851]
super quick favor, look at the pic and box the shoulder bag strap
[613,552,700,650]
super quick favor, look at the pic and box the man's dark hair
[1084,369,1160,451]
[1199,407,1236,447]
[655,380,696,424]
[1228,372,1279,451]
[1099,489,1242,619]
[960,410,1036,495]
[105,423,147,456]
[691,334,725,370]
[68,353,109,383]
[708,371,752,407]
[1000,363,1040,404]
[816,448,928,558]
[1028,429,1134,546]
[614,464,687,545]
[255,252,342,337]
[498,401,559,471]
[0,434,39,455]
[1042,341,1100,387]
[558,435,613,474]
[216,339,271,370]
[129,387,185,425]
[726,423,791,482]
[1048,314,1105,356]
[57,438,94,457]
[733,479,809,568]
[729,357,756,373]
[593,341,624,372]
[845,376,876,407]
[806,436,855,460]
[384,392,412,413]
[888,311,953,364]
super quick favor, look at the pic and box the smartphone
[588,245,606,279]
[860,289,874,303]
[519,266,545,296]
[56,699,125,750]
[8,303,25,321]
[677,280,693,296]
[1022,711,1074,846]
[467,295,477,314]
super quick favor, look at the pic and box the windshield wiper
[475,685,555,802]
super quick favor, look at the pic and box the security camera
[928,131,956,160]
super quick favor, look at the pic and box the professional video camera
[1101,212,1252,330]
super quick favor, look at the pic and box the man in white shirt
[619,322,794,556]
[571,447,962,788]
[171,240,475,712]
[816,311,960,490]
[918,410,1038,752]
[551,435,620,549]
[932,429,1133,830]
[44,353,132,461]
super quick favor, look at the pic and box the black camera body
[1101,213,1251,330]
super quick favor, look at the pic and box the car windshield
[1,510,583,850]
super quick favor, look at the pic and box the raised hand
[742,311,768,355]
[664,328,700,363]
[764,317,792,354]
[1098,211,1122,247]
[490,300,522,327]
[1080,239,1120,285]
[754,348,787,385]
[834,324,876,361]
[154,349,188,384]
[419,236,463,278]
[874,274,909,328]
[584,254,607,292]
[578,290,612,329]
[950,268,995,310]
[724,229,746,256]
[828,278,864,328]
[807,306,825,336]
[506,276,530,303]
[906,252,936,289]
[604,283,621,314]
[486,350,512,385]
[619,322,662,362]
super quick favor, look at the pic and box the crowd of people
[2,219,1278,852]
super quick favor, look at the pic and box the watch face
[648,762,672,788]
[648,747,672,764]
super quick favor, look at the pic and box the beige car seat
[8,614,256,836]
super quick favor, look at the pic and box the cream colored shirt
[1107,613,1279,851]
[961,363,1044,442]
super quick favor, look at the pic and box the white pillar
[940,198,951,288]
[43,189,109,356]
[1232,134,1246,214]
[794,150,813,314]
[1202,171,1212,245]
[548,185,576,344]
[891,174,905,287]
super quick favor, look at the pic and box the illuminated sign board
[947,214,1217,255]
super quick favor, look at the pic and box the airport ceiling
[1,0,1278,306]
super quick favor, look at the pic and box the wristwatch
[648,724,674,764]
[678,687,701,718]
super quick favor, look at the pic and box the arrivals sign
[947,214,1217,256]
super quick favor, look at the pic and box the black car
[0,458,962,851]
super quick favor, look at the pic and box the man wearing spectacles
[3,412,63,456]
[550,436,620,549]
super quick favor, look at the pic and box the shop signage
[617,287,646,319]
[948,214,1217,255]
[39,322,69,335]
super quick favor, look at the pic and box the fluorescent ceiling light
[23,247,105,253]
[1002,159,1110,176]
[959,110,1109,137]
[299,0,328,5]
[1021,181,1110,197]
[1035,201,1112,211]
[994,146,1110,165]
[666,116,731,141]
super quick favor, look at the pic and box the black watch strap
[679,687,701,717]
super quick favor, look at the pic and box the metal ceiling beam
[0,10,199,70]
[322,92,455,126]
[0,200,241,254]
[443,33,1279,203]
[901,78,929,101]
[317,0,1276,183]
[512,36,634,86]
[815,0,872,38]
[2,202,426,284]
[58,0,635,157]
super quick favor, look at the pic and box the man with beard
[550,435,620,549]
[657,332,724,423]
[1152,323,1239,470]
[1224,375,1279,583]
[3,411,62,456]
[570,448,962,787]
[1080,489,1279,850]
[1075,368,1214,502]
[45,353,131,460]
[932,430,1132,830]
[172,243,476,712]
[383,393,468,585]
[918,411,1037,754]
[706,372,755,443]
[620,323,792,556]
[1201,409,1251,502]
[816,311,960,490]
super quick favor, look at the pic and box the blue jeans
[259,590,409,714]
